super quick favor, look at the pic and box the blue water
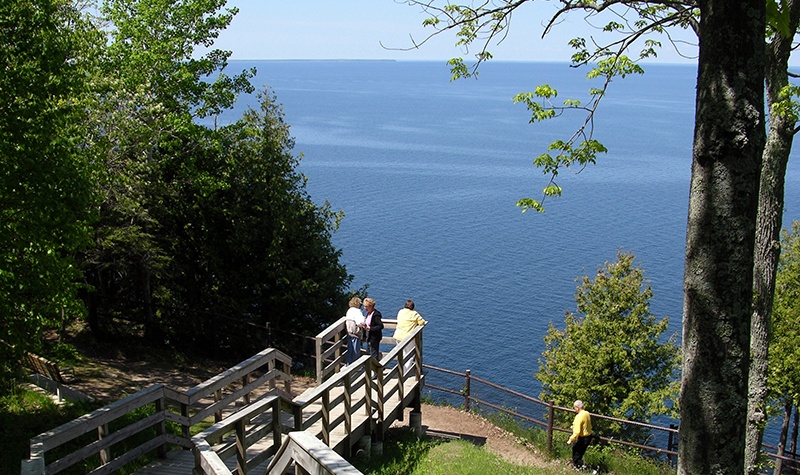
[208,60,799,445]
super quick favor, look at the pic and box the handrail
[267,431,364,475]
[421,365,680,460]
[21,349,293,475]
[192,394,284,475]
[191,328,426,475]
[22,321,426,475]
[315,318,399,384]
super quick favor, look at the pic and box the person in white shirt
[344,297,365,365]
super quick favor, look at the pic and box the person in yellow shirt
[567,400,593,469]
[393,300,427,341]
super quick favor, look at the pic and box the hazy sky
[212,1,699,64]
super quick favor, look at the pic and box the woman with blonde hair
[344,297,364,365]
[362,297,384,360]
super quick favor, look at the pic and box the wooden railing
[191,325,426,474]
[21,321,425,475]
[315,318,401,385]
[423,365,800,469]
[21,348,293,475]
[267,431,363,475]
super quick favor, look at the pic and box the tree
[768,221,800,474]
[153,90,353,358]
[82,0,254,340]
[0,0,99,385]
[537,251,680,442]
[746,2,800,471]
[397,1,770,472]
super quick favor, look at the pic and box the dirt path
[400,403,557,469]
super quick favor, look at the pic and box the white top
[345,306,365,326]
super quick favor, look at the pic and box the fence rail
[421,364,800,470]
[421,363,680,462]
[21,348,293,475]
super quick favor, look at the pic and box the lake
[208,60,800,446]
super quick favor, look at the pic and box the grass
[1,383,197,475]
[351,406,678,475]
[0,384,101,475]
[352,427,577,475]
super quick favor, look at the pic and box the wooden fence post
[155,397,167,458]
[464,369,471,412]
[669,423,677,467]
[547,401,555,454]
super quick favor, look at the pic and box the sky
[210,1,700,64]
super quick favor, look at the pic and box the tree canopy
[0,0,99,384]
[396,1,776,473]
[537,251,679,441]
[0,0,356,386]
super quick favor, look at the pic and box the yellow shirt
[393,308,427,341]
[569,409,592,443]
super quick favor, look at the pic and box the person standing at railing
[393,299,427,341]
[362,297,384,360]
[393,299,427,376]
[344,296,365,365]
[567,400,593,470]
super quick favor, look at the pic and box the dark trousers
[572,435,592,468]
[367,337,381,360]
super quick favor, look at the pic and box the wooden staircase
[20,319,425,475]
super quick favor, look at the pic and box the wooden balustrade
[21,349,293,475]
[21,322,425,475]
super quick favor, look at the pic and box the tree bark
[745,2,800,472]
[678,0,765,474]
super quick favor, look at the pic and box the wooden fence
[20,348,293,475]
[422,364,800,471]
[422,364,679,462]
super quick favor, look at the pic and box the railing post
[214,389,223,422]
[669,423,677,467]
[322,389,331,445]
[272,398,282,452]
[243,373,252,404]
[316,335,323,385]
[235,418,247,475]
[464,369,471,412]
[98,423,110,465]
[181,402,191,443]
[155,397,167,458]
[547,400,555,454]
[293,404,303,431]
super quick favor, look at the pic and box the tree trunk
[777,401,793,475]
[745,2,800,473]
[678,1,765,474]
[792,404,799,472]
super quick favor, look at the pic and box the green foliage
[1,387,101,474]
[768,221,800,405]
[0,0,99,382]
[406,0,699,212]
[536,251,680,441]
[155,90,352,357]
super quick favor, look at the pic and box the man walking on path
[567,400,593,469]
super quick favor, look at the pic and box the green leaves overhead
[403,0,696,212]
[769,221,800,403]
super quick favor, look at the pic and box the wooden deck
[135,365,422,474]
[20,319,425,475]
